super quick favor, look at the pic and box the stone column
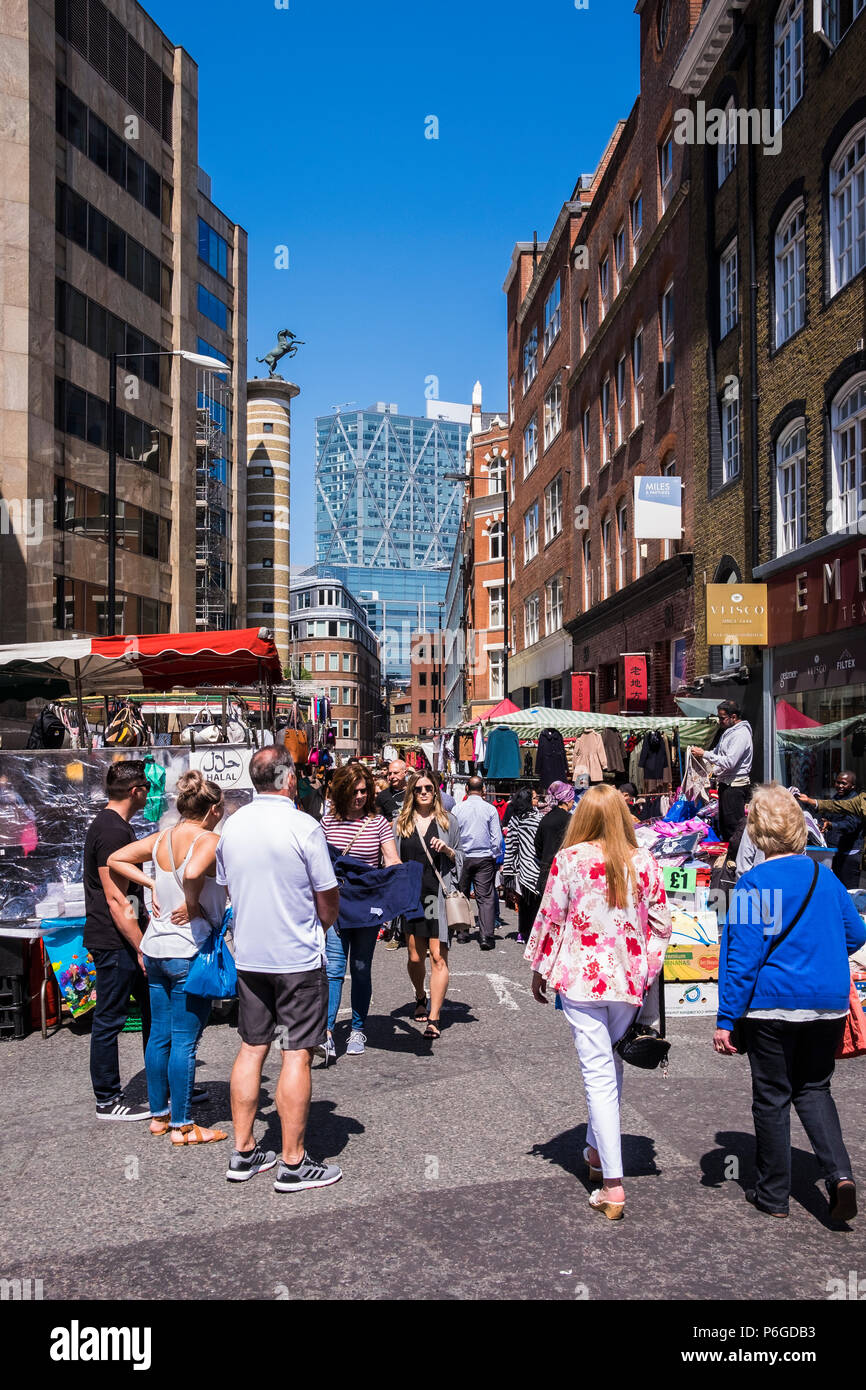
[245,376,298,667]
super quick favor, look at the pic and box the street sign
[663,865,697,894]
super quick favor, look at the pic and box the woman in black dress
[393,771,463,1040]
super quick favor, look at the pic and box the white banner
[189,746,253,790]
[634,475,682,540]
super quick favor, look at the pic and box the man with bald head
[798,771,864,888]
[376,759,408,820]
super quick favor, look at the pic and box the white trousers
[560,997,639,1181]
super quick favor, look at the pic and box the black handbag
[615,1017,671,1071]
[728,860,819,1053]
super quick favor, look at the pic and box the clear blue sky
[143,0,641,564]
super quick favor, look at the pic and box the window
[263,467,274,478]
[823,0,866,44]
[543,278,561,353]
[722,387,741,482]
[661,283,675,392]
[263,422,274,433]
[616,501,628,589]
[831,376,866,531]
[582,534,593,610]
[341,720,351,739]
[524,594,540,646]
[630,191,643,265]
[775,422,807,554]
[523,503,539,563]
[774,0,804,123]
[543,380,562,447]
[198,217,229,278]
[582,406,591,486]
[545,576,563,634]
[599,256,610,318]
[329,653,340,671]
[342,686,354,704]
[830,121,866,296]
[614,225,626,294]
[263,557,273,568]
[580,294,590,351]
[329,686,340,703]
[659,129,674,212]
[522,324,538,392]
[488,454,507,494]
[616,354,627,446]
[775,201,806,345]
[343,652,352,671]
[720,241,739,337]
[601,376,611,465]
[544,475,563,543]
[632,326,644,425]
[523,415,538,476]
[419,699,427,715]
[657,0,670,46]
[488,649,504,700]
[315,653,325,671]
[488,585,505,628]
[718,97,738,186]
[419,671,427,686]
[489,520,505,560]
[510,533,516,582]
[197,283,229,333]
[601,516,613,599]
[509,375,515,424]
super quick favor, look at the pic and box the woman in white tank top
[107,771,228,1145]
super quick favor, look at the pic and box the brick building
[408,631,442,737]
[456,386,509,720]
[564,0,701,717]
[673,0,866,776]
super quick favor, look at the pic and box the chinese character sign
[571,673,592,711]
[623,653,647,704]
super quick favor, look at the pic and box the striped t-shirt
[320,813,395,868]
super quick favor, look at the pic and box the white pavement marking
[450,970,535,1011]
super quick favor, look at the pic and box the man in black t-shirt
[84,760,153,1120]
[376,759,408,820]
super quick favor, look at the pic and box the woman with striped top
[503,788,543,944]
[318,763,400,1063]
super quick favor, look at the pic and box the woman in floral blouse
[525,783,671,1220]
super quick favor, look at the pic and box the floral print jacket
[524,842,672,1004]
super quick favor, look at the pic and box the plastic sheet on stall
[0,748,254,923]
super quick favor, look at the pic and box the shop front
[762,537,866,793]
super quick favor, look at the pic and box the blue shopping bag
[183,906,237,1000]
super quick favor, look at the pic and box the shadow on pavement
[529,1125,659,1181]
[700,1130,855,1231]
[258,1098,364,1158]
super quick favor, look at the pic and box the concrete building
[0,0,246,643]
[315,400,471,677]
[288,566,382,758]
[673,0,866,775]
[245,377,298,666]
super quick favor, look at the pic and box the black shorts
[236,964,328,1051]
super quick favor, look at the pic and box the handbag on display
[104,700,149,747]
[418,829,471,928]
[179,708,221,745]
[284,702,309,764]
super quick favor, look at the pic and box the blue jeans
[144,956,212,1127]
[325,925,379,1032]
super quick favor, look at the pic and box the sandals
[423,1018,441,1040]
[150,1117,171,1136]
[414,994,429,1022]
[170,1123,228,1146]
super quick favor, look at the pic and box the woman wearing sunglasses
[393,771,463,1039]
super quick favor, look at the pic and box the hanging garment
[523,751,535,778]
[483,727,522,780]
[571,731,607,784]
[629,740,646,793]
[536,728,570,788]
[639,730,669,783]
[458,731,475,762]
[474,726,487,762]
[600,728,626,775]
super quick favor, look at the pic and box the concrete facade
[245,377,297,666]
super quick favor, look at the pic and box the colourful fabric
[524,843,672,1004]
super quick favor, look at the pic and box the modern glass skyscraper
[316,402,471,675]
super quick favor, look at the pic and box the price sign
[663,865,697,894]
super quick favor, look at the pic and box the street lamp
[107,349,229,633]
[444,468,509,701]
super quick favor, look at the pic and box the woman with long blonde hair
[525,783,671,1219]
[394,770,463,1040]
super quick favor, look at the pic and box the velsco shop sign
[706,584,768,645]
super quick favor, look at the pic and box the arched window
[488,520,504,561]
[830,120,866,296]
[831,375,866,532]
[774,420,807,555]
[775,199,806,345]
[774,0,804,122]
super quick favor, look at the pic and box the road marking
[451,970,535,1011]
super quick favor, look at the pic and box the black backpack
[26,706,66,748]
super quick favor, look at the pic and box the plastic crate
[0,1003,28,1041]
[0,976,27,1008]
[0,937,28,977]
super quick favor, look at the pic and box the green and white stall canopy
[481,706,717,745]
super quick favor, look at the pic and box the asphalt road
[1,909,863,1303]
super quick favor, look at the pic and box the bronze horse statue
[256,329,305,377]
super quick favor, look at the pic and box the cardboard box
[664,944,721,982]
[664,980,719,1017]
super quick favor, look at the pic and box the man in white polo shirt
[211,745,342,1193]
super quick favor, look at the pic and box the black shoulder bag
[728,859,819,1054]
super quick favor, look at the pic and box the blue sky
[144,0,641,564]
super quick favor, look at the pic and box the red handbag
[836,980,866,1060]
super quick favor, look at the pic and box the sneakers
[383,935,402,950]
[315,1033,336,1065]
[345,1029,366,1055]
[273,1152,343,1193]
[226,1145,278,1182]
[96,1098,151,1121]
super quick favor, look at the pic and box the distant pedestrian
[534,781,575,899]
[84,760,153,1122]
[214,746,343,1193]
[394,771,463,1040]
[319,763,400,1063]
[502,788,543,945]
[452,776,504,949]
[796,772,866,889]
[526,783,671,1221]
[715,782,865,1222]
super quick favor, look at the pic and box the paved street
[1,908,863,1303]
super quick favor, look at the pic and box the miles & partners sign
[705,584,768,645]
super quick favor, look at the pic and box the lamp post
[107,348,229,634]
[444,467,509,702]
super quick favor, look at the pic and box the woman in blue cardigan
[716,783,866,1222]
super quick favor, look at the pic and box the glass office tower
[316,403,470,676]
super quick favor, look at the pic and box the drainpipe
[747,32,760,571]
